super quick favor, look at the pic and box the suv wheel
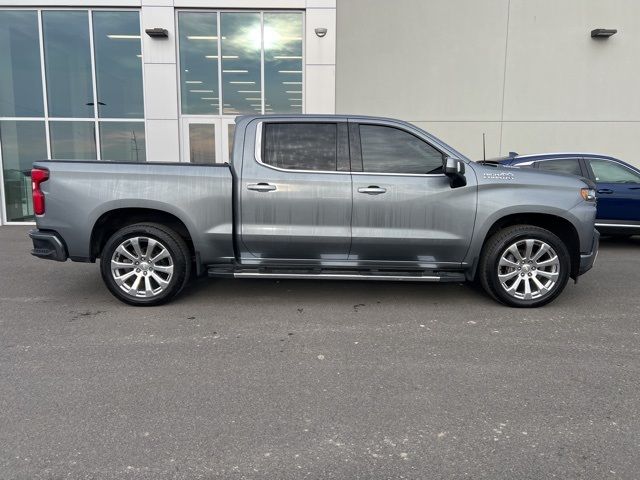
[100,223,191,306]
[479,225,571,308]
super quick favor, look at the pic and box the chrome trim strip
[234,272,441,282]
[352,171,446,178]
[515,152,600,159]
[595,223,640,228]
[254,120,446,177]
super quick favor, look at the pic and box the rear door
[348,120,477,266]
[239,119,352,261]
[585,158,640,222]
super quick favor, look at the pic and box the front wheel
[479,225,571,308]
[100,223,191,306]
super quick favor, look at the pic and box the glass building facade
[0,7,309,224]
[0,8,145,222]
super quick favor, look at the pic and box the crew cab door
[348,120,476,266]
[585,157,640,222]
[239,119,352,261]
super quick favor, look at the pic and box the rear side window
[589,159,640,183]
[535,158,582,176]
[359,124,443,174]
[262,123,337,171]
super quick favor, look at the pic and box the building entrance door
[181,117,236,164]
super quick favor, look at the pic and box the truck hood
[470,161,594,189]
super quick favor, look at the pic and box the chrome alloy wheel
[497,239,560,301]
[110,236,174,298]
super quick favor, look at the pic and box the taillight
[31,168,49,215]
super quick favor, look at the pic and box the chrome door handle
[247,182,277,192]
[358,186,387,195]
[597,188,613,194]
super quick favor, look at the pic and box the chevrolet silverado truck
[28,115,599,308]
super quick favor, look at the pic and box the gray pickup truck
[29,115,599,308]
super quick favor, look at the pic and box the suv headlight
[580,188,596,202]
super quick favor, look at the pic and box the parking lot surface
[1,226,639,479]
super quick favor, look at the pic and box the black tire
[100,223,191,306]
[479,225,571,308]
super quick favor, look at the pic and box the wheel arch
[90,208,196,263]
[470,212,581,280]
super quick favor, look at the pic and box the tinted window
[262,123,337,171]
[99,122,146,162]
[0,11,44,117]
[589,159,640,183]
[536,158,582,176]
[178,12,219,115]
[264,12,303,114]
[221,12,261,115]
[49,121,96,159]
[92,11,144,118]
[43,11,94,118]
[0,121,47,221]
[359,125,443,174]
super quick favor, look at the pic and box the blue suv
[499,153,640,236]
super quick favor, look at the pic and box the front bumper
[29,229,68,262]
[578,229,599,276]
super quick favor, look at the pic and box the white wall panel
[173,0,304,7]
[306,0,335,8]
[412,122,503,161]
[305,7,336,65]
[504,0,640,122]
[0,0,142,5]
[305,65,335,114]
[143,63,178,120]
[145,119,180,161]
[501,122,640,167]
[336,0,509,121]
[142,0,173,5]
[141,6,176,64]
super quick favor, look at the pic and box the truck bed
[33,161,235,265]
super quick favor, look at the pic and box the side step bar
[233,272,442,282]
[207,271,467,282]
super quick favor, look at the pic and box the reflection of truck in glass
[29,115,599,308]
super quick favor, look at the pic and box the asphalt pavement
[0,226,639,479]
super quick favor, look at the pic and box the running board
[233,272,441,281]
[211,271,466,282]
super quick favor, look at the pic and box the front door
[349,121,476,266]
[586,157,640,222]
[239,119,352,261]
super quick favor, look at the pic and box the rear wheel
[479,225,571,308]
[100,223,191,306]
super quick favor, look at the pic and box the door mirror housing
[443,156,466,188]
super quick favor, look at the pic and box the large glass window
[100,122,146,162]
[50,121,97,160]
[178,11,303,116]
[0,8,146,223]
[262,123,337,171]
[0,11,44,117]
[178,12,220,115]
[0,121,47,221]
[359,125,443,175]
[92,11,144,118]
[264,13,303,114]
[221,12,261,115]
[43,11,94,118]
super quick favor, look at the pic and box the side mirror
[443,156,467,188]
